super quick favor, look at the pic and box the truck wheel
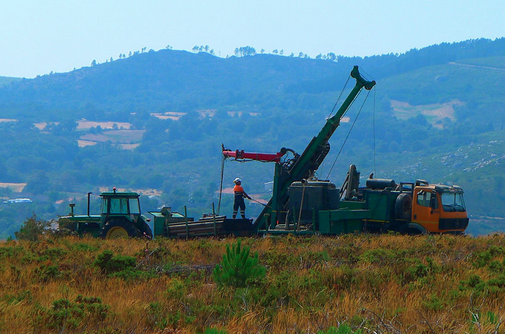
[406,223,428,235]
[395,193,412,221]
[100,219,140,239]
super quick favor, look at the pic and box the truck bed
[165,216,253,237]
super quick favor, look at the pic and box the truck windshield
[441,192,466,212]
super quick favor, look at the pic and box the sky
[1,0,504,78]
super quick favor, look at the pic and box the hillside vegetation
[1,38,505,238]
[1,234,505,333]
[0,76,21,87]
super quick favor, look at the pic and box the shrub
[213,239,266,288]
[39,295,109,330]
[317,324,364,333]
[145,302,168,329]
[15,214,53,241]
[94,250,136,274]
[203,329,228,334]
[35,264,60,282]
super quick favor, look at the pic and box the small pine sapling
[213,239,265,288]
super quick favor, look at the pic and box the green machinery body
[253,66,376,232]
[233,66,468,235]
[59,191,253,239]
[59,190,154,238]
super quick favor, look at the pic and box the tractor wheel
[395,193,412,221]
[139,222,153,239]
[100,219,140,239]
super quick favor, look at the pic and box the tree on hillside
[234,46,256,57]
[327,53,336,61]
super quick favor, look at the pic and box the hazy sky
[2,0,504,78]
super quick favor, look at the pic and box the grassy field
[1,234,505,333]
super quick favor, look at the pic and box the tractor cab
[100,190,141,221]
[98,189,153,239]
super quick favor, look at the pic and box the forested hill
[0,51,345,118]
[1,38,505,119]
[1,38,505,238]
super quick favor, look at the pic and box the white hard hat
[233,178,242,184]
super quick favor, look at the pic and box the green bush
[317,324,364,334]
[15,214,53,241]
[93,250,157,280]
[213,239,266,288]
[94,250,136,274]
[39,295,109,330]
[203,328,228,334]
[35,264,60,282]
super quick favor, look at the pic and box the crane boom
[222,147,286,162]
[254,66,376,230]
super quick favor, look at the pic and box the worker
[233,177,251,219]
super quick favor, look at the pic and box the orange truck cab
[411,181,468,234]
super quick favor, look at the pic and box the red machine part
[222,149,285,162]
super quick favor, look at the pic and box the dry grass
[1,234,505,333]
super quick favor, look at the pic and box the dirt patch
[79,130,145,143]
[77,140,98,147]
[390,100,464,129]
[228,111,242,117]
[227,111,260,118]
[0,118,17,123]
[197,109,217,118]
[79,134,110,142]
[0,183,27,192]
[118,143,140,150]
[78,130,144,150]
[151,112,186,120]
[77,119,132,130]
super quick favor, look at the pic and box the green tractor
[58,188,253,239]
[58,189,153,239]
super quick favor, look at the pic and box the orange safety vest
[234,184,245,195]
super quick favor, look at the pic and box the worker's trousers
[233,196,246,219]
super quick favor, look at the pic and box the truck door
[412,189,440,232]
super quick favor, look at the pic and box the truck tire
[395,193,412,221]
[100,219,141,239]
[405,223,428,235]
